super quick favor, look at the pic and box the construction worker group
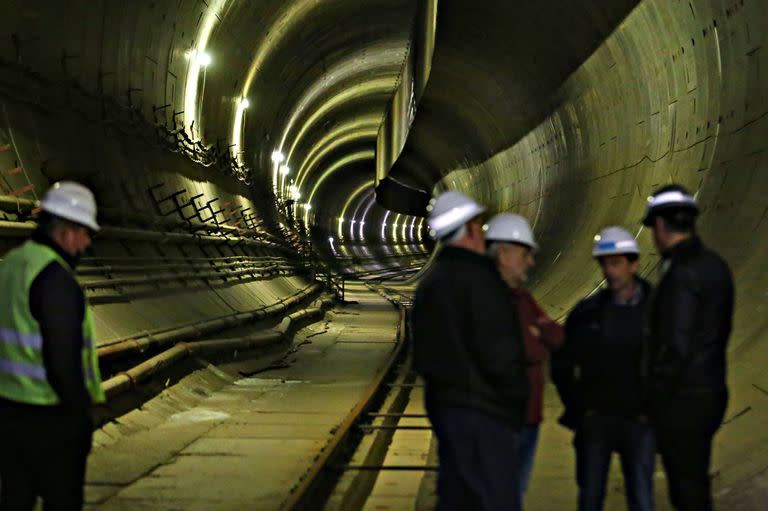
[0,180,733,511]
[413,185,733,511]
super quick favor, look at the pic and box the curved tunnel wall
[426,0,767,503]
[0,0,423,351]
[0,1,313,352]
[0,2,418,227]
[0,0,766,505]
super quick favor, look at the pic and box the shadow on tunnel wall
[398,0,768,506]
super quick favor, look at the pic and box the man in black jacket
[412,191,528,511]
[642,184,733,511]
[551,226,655,511]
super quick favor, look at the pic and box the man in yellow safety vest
[0,181,105,511]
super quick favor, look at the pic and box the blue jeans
[575,413,655,511]
[518,424,540,495]
[426,401,522,511]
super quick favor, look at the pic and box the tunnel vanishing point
[0,0,767,509]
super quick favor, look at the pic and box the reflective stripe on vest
[0,358,47,380]
[0,327,43,349]
[0,240,105,405]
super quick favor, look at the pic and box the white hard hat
[592,226,639,258]
[484,213,538,251]
[427,191,485,240]
[642,185,698,226]
[39,181,100,232]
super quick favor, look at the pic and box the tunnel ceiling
[382,0,642,203]
[194,0,417,229]
[0,0,430,277]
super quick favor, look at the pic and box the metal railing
[315,269,346,302]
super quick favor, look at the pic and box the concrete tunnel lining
[394,0,767,505]
[0,0,766,508]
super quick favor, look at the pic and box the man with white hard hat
[642,184,733,511]
[0,181,105,510]
[412,191,528,511]
[484,213,563,502]
[551,226,655,511]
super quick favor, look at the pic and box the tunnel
[0,0,765,509]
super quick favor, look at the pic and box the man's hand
[529,324,541,338]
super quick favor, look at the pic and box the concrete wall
[437,0,767,503]
[0,1,309,352]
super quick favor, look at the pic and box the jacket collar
[611,278,647,306]
[599,276,651,306]
[661,235,702,261]
[438,245,494,267]
[31,228,78,269]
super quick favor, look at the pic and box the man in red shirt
[485,213,564,498]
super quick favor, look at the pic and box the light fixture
[381,211,391,240]
[196,51,212,67]
[240,97,250,109]
[280,165,290,175]
[392,214,401,243]
[305,203,312,210]
[271,151,285,163]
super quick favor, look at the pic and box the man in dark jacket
[551,226,655,511]
[412,191,528,511]
[642,184,733,511]
[0,182,106,511]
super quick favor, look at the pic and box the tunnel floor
[84,283,399,510]
[80,282,747,510]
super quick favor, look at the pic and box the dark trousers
[517,424,539,496]
[426,401,522,511]
[651,391,727,511]
[575,413,655,511]
[0,413,92,511]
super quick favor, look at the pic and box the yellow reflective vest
[0,240,105,405]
